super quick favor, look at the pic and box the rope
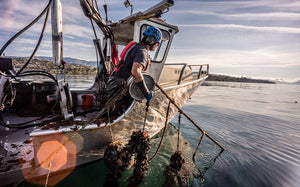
[142,102,150,131]
[155,83,225,151]
[44,155,53,187]
[107,110,114,142]
[177,112,182,152]
[192,133,204,162]
[148,101,171,162]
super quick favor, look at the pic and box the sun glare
[21,133,77,186]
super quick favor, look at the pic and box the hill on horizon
[206,74,276,84]
[10,56,97,75]
[33,56,97,67]
[6,56,97,67]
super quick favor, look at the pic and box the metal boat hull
[0,76,206,186]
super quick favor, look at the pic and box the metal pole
[51,0,73,120]
[178,64,187,85]
[155,83,225,151]
[51,0,63,67]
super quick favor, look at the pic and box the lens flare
[37,141,67,172]
[21,133,77,186]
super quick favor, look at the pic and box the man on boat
[106,26,162,105]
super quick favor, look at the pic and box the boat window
[140,24,170,63]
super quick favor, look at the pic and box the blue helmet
[143,26,162,43]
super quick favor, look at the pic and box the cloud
[172,0,300,23]
[1,0,20,29]
[271,1,300,8]
[11,0,50,18]
[0,19,95,41]
[63,24,94,38]
[178,24,300,34]
[177,0,300,9]
[174,10,300,21]
[13,38,37,45]
[0,12,52,39]
[14,37,93,49]
[33,49,52,56]
[64,40,94,48]
[62,2,87,23]
[168,47,300,68]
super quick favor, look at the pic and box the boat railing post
[166,63,209,83]
[178,63,187,85]
[198,65,203,79]
[165,63,189,85]
[207,64,210,75]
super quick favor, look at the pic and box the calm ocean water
[21,80,300,187]
[177,81,300,187]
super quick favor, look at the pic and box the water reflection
[178,82,300,187]
[66,75,95,90]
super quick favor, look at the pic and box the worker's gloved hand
[146,90,153,103]
[136,80,150,98]
[146,90,153,107]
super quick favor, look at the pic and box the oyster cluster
[104,130,151,186]
[163,151,190,187]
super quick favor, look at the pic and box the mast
[51,0,73,120]
[51,0,63,66]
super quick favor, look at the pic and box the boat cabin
[111,18,179,81]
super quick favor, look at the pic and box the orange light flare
[21,133,78,186]
[37,141,68,172]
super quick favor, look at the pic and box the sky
[1,0,300,82]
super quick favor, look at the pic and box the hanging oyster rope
[104,130,151,186]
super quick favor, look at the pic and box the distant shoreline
[7,57,278,84]
[11,57,97,75]
[205,74,276,84]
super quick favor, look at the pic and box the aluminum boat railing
[164,63,209,85]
